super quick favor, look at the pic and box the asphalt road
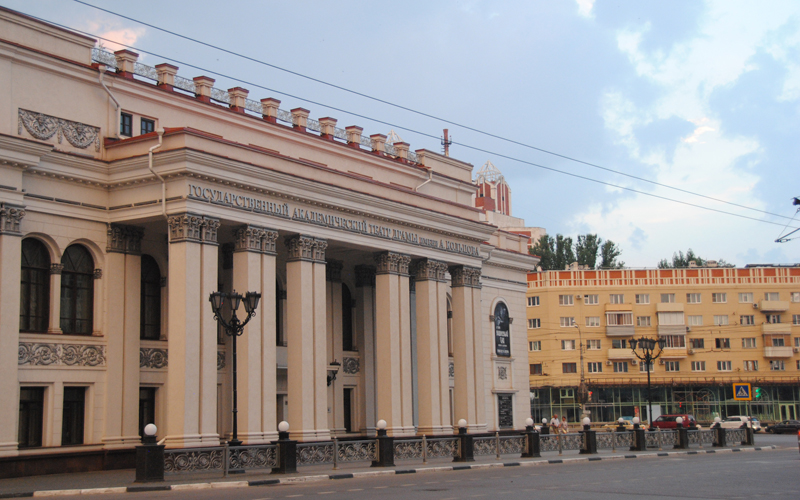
[30,433,800,500]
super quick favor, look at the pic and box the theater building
[0,7,536,473]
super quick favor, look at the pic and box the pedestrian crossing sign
[733,383,752,401]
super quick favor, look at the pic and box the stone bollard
[712,417,726,447]
[522,418,540,458]
[371,419,395,467]
[454,419,474,462]
[630,418,646,452]
[579,417,597,455]
[674,418,688,449]
[273,421,297,474]
[744,423,754,446]
[135,424,165,483]
[540,418,550,435]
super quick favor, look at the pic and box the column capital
[413,258,448,282]
[106,224,144,255]
[50,263,64,275]
[374,252,411,276]
[326,259,343,282]
[449,265,482,288]
[234,225,265,253]
[0,203,25,235]
[285,235,327,262]
[168,214,219,244]
[201,217,220,244]
[354,265,376,287]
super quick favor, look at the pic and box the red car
[652,414,698,429]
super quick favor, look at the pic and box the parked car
[601,416,647,431]
[720,415,759,431]
[652,414,698,429]
[765,420,800,434]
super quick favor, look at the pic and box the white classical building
[0,7,536,474]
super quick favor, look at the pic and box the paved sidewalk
[0,445,777,498]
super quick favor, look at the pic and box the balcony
[606,325,635,337]
[762,323,791,335]
[759,300,789,312]
[607,348,636,360]
[660,347,688,359]
[658,325,687,336]
[764,346,793,358]
[605,303,632,312]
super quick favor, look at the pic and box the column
[48,264,62,333]
[374,252,414,436]
[165,214,220,447]
[103,224,144,448]
[285,235,330,441]
[355,265,376,433]
[261,230,279,441]
[0,204,24,456]
[326,260,345,435]
[450,266,486,432]
[413,259,450,435]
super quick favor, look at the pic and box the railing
[164,446,225,474]
[688,429,715,446]
[645,430,678,448]
[596,430,633,450]
[92,48,419,163]
[229,444,279,471]
[393,436,459,461]
[727,428,746,445]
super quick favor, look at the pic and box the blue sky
[4,0,799,267]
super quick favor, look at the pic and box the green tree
[599,240,624,269]
[554,234,575,271]
[576,234,601,269]
[531,233,624,271]
[656,249,732,268]
[529,234,556,270]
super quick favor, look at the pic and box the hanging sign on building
[494,302,511,357]
[497,394,514,428]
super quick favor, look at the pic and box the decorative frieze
[286,235,326,262]
[355,265,376,288]
[413,259,448,282]
[326,260,343,282]
[50,263,63,275]
[93,269,102,280]
[168,214,219,244]
[106,224,144,255]
[449,361,455,379]
[0,203,25,235]
[18,342,106,367]
[217,351,226,370]
[374,252,411,276]
[18,109,101,152]
[342,356,360,375]
[498,366,508,380]
[449,265,482,288]
[140,348,168,369]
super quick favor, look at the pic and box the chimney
[228,87,249,113]
[113,49,139,79]
[345,126,363,149]
[155,63,178,90]
[260,98,281,123]
[193,76,215,103]
[291,108,310,132]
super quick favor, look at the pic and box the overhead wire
[71,0,798,224]
[26,12,799,231]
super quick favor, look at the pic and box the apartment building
[527,265,800,425]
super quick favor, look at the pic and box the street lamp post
[573,324,587,418]
[209,290,261,446]
[630,337,665,430]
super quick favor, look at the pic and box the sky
[3,0,800,268]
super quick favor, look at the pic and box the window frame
[561,339,576,350]
[528,318,541,329]
[661,293,675,303]
[613,361,628,373]
[120,112,133,137]
[558,294,574,306]
[686,293,701,304]
[527,296,540,307]
[20,238,51,333]
[609,294,625,304]
[636,316,651,327]
[664,361,680,372]
[691,361,706,372]
[712,293,727,303]
[584,294,599,305]
[715,338,731,349]
[60,245,94,335]
[585,316,600,327]
[717,360,732,371]
[140,117,155,135]
[635,294,650,304]
[739,292,753,303]
[562,363,577,374]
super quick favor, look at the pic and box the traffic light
[754,386,761,399]
[588,391,593,401]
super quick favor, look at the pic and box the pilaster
[355,265,376,434]
[450,265,485,433]
[326,260,345,435]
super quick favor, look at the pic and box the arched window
[60,245,94,335]
[140,255,161,340]
[20,238,50,332]
[342,283,354,351]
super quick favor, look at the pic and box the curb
[0,445,777,498]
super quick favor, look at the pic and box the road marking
[424,481,440,484]
[286,496,304,498]
[401,483,416,486]
[318,492,335,495]
[347,489,363,492]
[374,486,388,489]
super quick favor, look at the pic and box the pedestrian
[551,414,560,429]
[560,417,569,434]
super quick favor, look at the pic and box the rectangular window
[611,339,627,349]
[587,362,603,373]
[528,318,541,329]
[739,292,753,303]
[606,312,633,326]
[560,317,575,327]
[140,118,155,135]
[587,339,601,350]
[527,296,540,307]
[771,336,786,347]
[18,387,45,448]
[765,292,780,301]
[62,387,86,446]
[561,340,576,350]
[562,363,577,374]
[613,362,628,373]
[797,360,800,370]
[584,294,599,305]
[690,338,705,349]
[717,361,732,371]
[691,361,706,372]
[559,294,574,306]
[713,315,729,326]
[530,364,543,375]
[742,338,757,348]
[636,316,651,327]
[688,315,703,326]
[686,293,701,304]
[661,293,675,303]
[120,112,133,137]
[639,361,653,372]
[792,292,800,303]
[529,341,541,351]
[560,388,575,399]
[657,311,685,325]
[795,337,800,347]
[793,315,800,325]
[585,316,600,327]
[635,294,650,304]
[663,335,686,348]
[770,360,785,371]
[715,338,731,349]
[712,293,727,303]
[741,315,755,326]
[743,360,759,371]
[609,294,625,304]
[766,314,781,324]
[665,361,680,372]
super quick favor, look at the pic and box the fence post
[522,419,540,458]
[333,437,339,470]
[675,419,688,449]
[134,424,165,483]
[631,423,646,452]
[540,419,550,435]
[422,435,428,464]
[223,444,229,477]
[579,418,597,455]
[744,424,754,446]
[712,419,726,448]
[272,421,297,474]
[454,419,474,463]
[371,419,395,467]
[495,431,500,460]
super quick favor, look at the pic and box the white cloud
[84,20,145,54]
[576,0,595,18]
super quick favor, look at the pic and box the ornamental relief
[140,348,168,369]
[342,356,360,375]
[18,342,106,367]
[18,109,101,152]
[217,351,226,370]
